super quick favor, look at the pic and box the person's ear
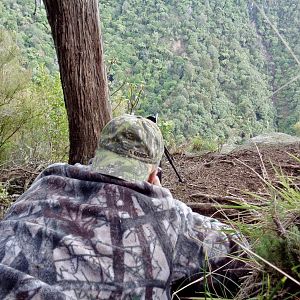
[147,168,161,186]
[147,169,156,183]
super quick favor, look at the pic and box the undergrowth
[172,156,300,299]
[241,170,300,299]
[236,169,300,299]
[0,182,9,219]
[190,135,219,153]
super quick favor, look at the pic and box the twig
[189,192,245,202]
[172,254,247,298]
[275,164,300,170]
[272,214,287,239]
[234,239,300,287]
[273,74,300,95]
[187,202,222,209]
[112,97,125,112]
[110,81,126,97]
[187,202,239,217]
[0,120,25,150]
[235,158,266,183]
[273,180,300,188]
[254,143,269,180]
[203,159,236,167]
[187,183,208,189]
[0,167,39,176]
[13,167,39,176]
[252,1,300,69]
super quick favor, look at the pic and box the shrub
[0,29,32,161]
[293,121,300,136]
[0,29,69,164]
[190,135,218,152]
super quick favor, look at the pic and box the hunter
[0,114,247,299]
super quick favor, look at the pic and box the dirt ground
[162,142,300,218]
[0,143,299,298]
[1,142,299,219]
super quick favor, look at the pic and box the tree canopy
[0,0,299,161]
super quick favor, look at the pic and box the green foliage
[0,29,32,160]
[238,171,300,298]
[0,0,56,72]
[0,0,299,152]
[111,82,145,116]
[293,121,300,136]
[0,29,68,163]
[100,0,280,143]
[28,65,69,161]
[190,135,218,152]
[158,119,176,146]
[251,0,300,135]
[254,231,286,268]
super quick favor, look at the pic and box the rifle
[147,115,184,183]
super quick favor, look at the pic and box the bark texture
[43,0,112,164]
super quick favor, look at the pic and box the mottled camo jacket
[0,163,246,299]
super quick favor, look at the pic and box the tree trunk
[43,0,112,164]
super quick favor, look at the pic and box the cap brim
[91,148,152,182]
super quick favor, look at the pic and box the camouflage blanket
[0,163,247,299]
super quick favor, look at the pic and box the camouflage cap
[91,114,164,182]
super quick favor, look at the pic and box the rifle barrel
[164,147,184,183]
[146,114,183,183]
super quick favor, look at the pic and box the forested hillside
[0,0,299,160]
[100,0,300,142]
[249,1,300,135]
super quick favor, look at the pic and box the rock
[229,132,300,152]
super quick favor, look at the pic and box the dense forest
[0,0,299,162]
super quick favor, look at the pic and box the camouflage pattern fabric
[92,115,164,182]
[0,163,247,299]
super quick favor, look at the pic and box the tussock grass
[172,155,300,299]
